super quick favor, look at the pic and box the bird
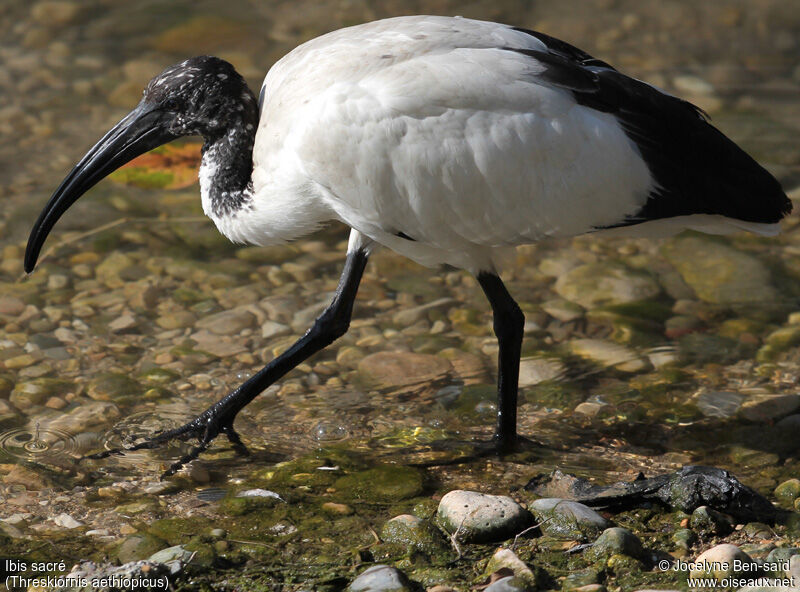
[25,15,791,478]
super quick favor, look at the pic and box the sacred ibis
[25,16,791,477]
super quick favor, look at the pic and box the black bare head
[24,56,259,273]
[143,56,258,141]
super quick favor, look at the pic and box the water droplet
[311,421,348,442]
[0,424,79,460]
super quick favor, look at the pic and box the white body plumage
[201,15,780,273]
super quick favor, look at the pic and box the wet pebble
[347,564,414,592]
[53,513,83,528]
[484,547,536,587]
[587,527,645,560]
[529,498,609,540]
[436,490,533,543]
[484,576,529,592]
[0,296,25,316]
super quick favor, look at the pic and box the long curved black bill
[24,104,178,273]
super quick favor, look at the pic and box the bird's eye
[163,98,179,111]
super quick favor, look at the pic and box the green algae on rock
[334,465,425,503]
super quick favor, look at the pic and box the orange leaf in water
[110,142,202,190]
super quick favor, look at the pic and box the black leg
[476,272,525,452]
[87,245,370,478]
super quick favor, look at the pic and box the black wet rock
[526,466,776,523]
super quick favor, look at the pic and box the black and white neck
[199,116,258,222]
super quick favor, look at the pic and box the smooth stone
[568,339,648,373]
[587,527,645,560]
[0,296,26,315]
[334,465,424,503]
[190,330,247,357]
[554,261,660,309]
[9,378,72,410]
[738,394,800,422]
[774,479,800,507]
[358,352,452,389]
[529,498,609,540]
[392,297,454,325]
[542,298,584,322]
[689,543,754,580]
[87,373,141,401]
[53,513,84,529]
[347,565,414,592]
[484,548,536,587]
[148,544,194,565]
[261,320,291,339]
[3,465,53,490]
[380,514,448,555]
[196,309,256,336]
[695,390,746,418]
[662,236,778,304]
[117,533,169,564]
[437,490,533,543]
[518,357,565,387]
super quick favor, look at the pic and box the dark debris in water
[526,465,777,523]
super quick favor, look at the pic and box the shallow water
[1,0,799,589]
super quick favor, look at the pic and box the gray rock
[148,544,195,574]
[738,394,800,422]
[64,560,172,590]
[689,543,754,580]
[518,357,565,387]
[554,261,660,309]
[774,480,800,508]
[587,527,645,560]
[695,390,746,418]
[437,490,533,543]
[347,565,414,592]
[662,236,778,304]
[529,498,609,540]
[196,309,256,335]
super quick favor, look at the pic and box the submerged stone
[662,235,778,305]
[554,261,660,309]
[87,372,142,402]
[117,533,169,564]
[437,490,533,543]
[334,465,424,503]
[529,498,608,540]
[9,378,72,410]
[568,339,649,373]
[774,479,800,508]
[358,352,452,389]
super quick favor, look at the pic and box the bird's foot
[83,402,249,479]
[493,432,539,455]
